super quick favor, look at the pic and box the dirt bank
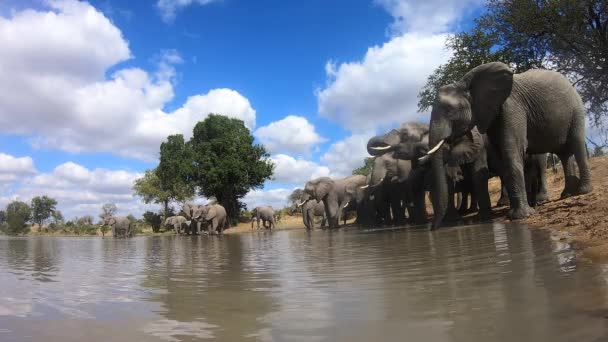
[488,155,608,260]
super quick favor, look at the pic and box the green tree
[352,157,375,177]
[51,210,64,225]
[30,196,58,226]
[5,201,31,235]
[100,203,117,221]
[288,188,304,205]
[143,211,163,233]
[0,210,5,226]
[133,169,172,215]
[189,114,274,225]
[156,134,195,216]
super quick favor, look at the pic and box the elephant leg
[307,211,315,229]
[324,196,339,229]
[497,180,510,207]
[472,164,491,221]
[501,131,535,219]
[571,130,593,195]
[445,182,462,223]
[558,154,579,198]
[536,154,549,203]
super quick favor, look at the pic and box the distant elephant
[251,206,276,230]
[196,204,227,235]
[304,175,367,229]
[164,215,189,235]
[425,62,592,223]
[101,216,132,238]
[297,193,327,229]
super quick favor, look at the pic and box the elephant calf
[165,215,189,235]
[298,196,327,229]
[251,206,276,230]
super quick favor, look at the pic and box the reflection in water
[1,223,608,341]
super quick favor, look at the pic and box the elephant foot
[445,209,462,223]
[475,209,493,223]
[507,205,535,220]
[576,182,593,195]
[536,191,549,204]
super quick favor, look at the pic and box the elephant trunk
[429,116,451,229]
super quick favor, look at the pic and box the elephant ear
[205,206,217,221]
[448,126,485,165]
[459,62,513,134]
[315,178,333,201]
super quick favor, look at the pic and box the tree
[352,157,375,177]
[288,188,305,205]
[100,203,117,220]
[5,201,31,235]
[143,211,163,233]
[51,210,64,225]
[133,169,172,214]
[189,114,274,225]
[156,134,196,216]
[30,196,58,226]
[0,210,5,226]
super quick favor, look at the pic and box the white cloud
[254,115,326,155]
[243,188,294,211]
[6,161,153,219]
[316,33,450,132]
[321,132,375,178]
[0,153,36,186]
[0,1,256,161]
[270,154,330,185]
[374,0,485,35]
[156,0,220,23]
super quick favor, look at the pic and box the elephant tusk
[297,201,306,207]
[359,185,369,189]
[370,145,392,151]
[418,154,431,164]
[419,139,445,160]
[343,201,350,208]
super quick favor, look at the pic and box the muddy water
[1,223,607,341]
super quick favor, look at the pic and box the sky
[0,0,486,220]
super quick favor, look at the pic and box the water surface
[1,223,607,341]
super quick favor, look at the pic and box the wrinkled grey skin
[197,204,227,234]
[101,216,132,238]
[427,62,592,223]
[304,175,367,229]
[251,206,276,230]
[298,193,327,229]
[164,215,189,235]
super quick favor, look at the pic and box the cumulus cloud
[0,153,36,185]
[243,188,294,211]
[374,0,485,35]
[5,161,152,219]
[0,1,255,161]
[316,33,450,132]
[156,0,220,23]
[270,154,330,185]
[255,116,326,155]
[320,132,375,178]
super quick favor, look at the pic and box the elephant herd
[164,203,227,235]
[297,62,593,230]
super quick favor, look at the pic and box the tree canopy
[418,0,608,125]
[30,195,57,226]
[189,114,274,224]
[100,203,117,220]
[5,201,31,235]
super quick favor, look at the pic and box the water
[1,223,607,341]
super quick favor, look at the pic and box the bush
[5,201,31,235]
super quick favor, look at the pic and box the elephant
[196,204,227,235]
[101,216,132,238]
[182,203,207,234]
[304,175,367,229]
[251,206,276,230]
[164,215,189,235]
[424,62,592,225]
[297,194,327,229]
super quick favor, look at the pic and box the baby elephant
[251,206,276,230]
[196,204,228,235]
[164,215,189,235]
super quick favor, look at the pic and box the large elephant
[101,216,132,238]
[425,62,592,223]
[304,175,367,229]
[182,203,206,234]
[164,215,189,235]
[196,204,227,235]
[297,193,327,229]
[251,206,276,230]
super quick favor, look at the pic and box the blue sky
[0,0,486,219]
